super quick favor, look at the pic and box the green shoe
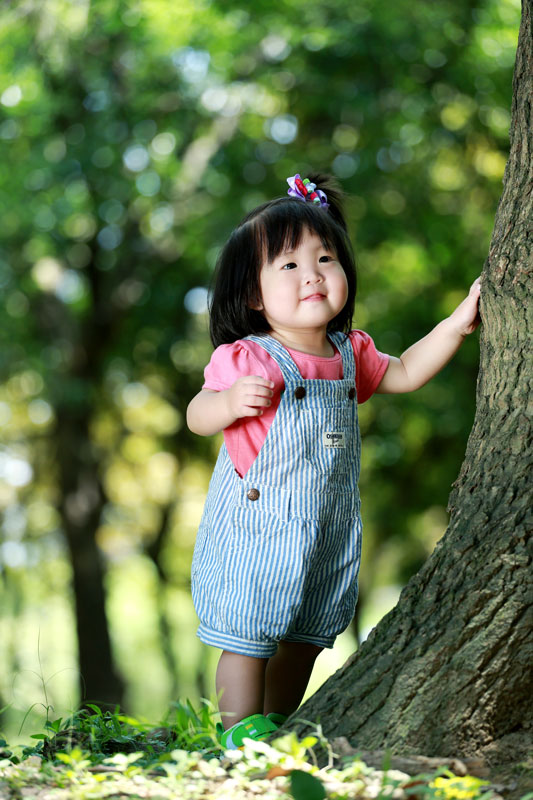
[218,713,278,750]
[266,712,288,727]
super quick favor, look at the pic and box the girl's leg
[263,641,323,717]
[216,650,268,730]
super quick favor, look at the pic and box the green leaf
[300,736,318,749]
[290,769,327,800]
[85,704,103,717]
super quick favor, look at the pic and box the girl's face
[253,228,348,342]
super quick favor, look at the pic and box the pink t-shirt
[203,331,389,477]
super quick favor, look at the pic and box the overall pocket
[302,407,352,475]
[229,483,291,552]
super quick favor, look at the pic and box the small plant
[430,771,493,800]
[18,699,219,767]
[160,697,219,751]
[2,702,528,800]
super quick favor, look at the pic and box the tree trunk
[55,403,124,708]
[292,0,533,763]
[146,503,180,699]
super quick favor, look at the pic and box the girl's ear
[249,291,263,311]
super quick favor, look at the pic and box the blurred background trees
[0,0,519,739]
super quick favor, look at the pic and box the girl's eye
[281,262,297,270]
[319,255,334,263]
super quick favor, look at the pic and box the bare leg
[263,641,323,717]
[216,650,268,730]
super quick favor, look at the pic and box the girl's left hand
[449,277,481,336]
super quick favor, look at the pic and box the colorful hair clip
[287,174,329,208]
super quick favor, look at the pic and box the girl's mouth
[302,293,326,301]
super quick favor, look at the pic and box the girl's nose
[303,263,323,283]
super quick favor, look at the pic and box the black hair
[209,173,357,347]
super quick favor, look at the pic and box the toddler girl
[186,173,480,749]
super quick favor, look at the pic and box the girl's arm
[376,278,481,395]
[186,376,274,436]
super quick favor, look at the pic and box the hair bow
[287,174,329,208]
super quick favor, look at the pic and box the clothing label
[322,431,346,448]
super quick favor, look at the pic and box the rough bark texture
[292,0,533,763]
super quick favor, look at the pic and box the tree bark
[292,0,533,763]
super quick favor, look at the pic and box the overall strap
[244,334,303,382]
[328,331,356,382]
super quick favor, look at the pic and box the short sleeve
[202,340,281,391]
[201,340,284,477]
[349,330,390,404]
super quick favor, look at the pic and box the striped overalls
[191,332,362,658]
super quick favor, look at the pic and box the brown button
[348,387,356,399]
[294,386,306,399]
[247,488,260,501]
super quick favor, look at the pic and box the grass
[0,701,530,800]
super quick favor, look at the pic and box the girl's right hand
[226,376,275,419]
